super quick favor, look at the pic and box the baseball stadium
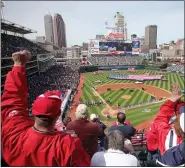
[1,2,185,167]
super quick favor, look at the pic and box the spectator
[108,112,136,140]
[152,83,185,155]
[66,104,101,158]
[62,116,72,132]
[90,114,107,151]
[91,130,140,166]
[156,140,185,166]
[157,140,185,167]
[1,51,90,167]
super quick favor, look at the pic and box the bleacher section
[87,56,143,66]
[166,64,184,73]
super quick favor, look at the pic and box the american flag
[176,39,184,47]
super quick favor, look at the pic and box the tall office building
[53,13,67,48]
[44,14,54,44]
[144,25,157,51]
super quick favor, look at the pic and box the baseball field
[69,70,184,130]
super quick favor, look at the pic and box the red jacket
[1,66,90,167]
[152,100,184,154]
[66,119,101,158]
[145,123,158,151]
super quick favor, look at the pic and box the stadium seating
[1,33,48,58]
[166,64,184,73]
[87,55,143,66]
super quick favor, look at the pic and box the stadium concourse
[1,20,185,166]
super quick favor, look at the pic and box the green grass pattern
[81,70,184,126]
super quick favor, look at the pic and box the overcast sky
[3,1,184,47]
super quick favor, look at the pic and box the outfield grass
[82,70,184,125]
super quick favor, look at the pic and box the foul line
[92,88,114,114]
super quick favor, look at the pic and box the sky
[3,1,184,47]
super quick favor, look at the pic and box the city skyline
[3,1,184,47]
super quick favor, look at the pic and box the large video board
[99,41,132,52]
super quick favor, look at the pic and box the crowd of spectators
[1,50,185,167]
[166,64,184,73]
[28,63,80,109]
[65,59,81,71]
[1,33,48,58]
[87,55,143,66]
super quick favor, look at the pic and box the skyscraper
[44,14,54,44]
[144,25,157,51]
[53,13,67,48]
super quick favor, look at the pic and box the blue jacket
[157,140,185,166]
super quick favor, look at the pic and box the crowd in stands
[1,50,185,167]
[87,55,143,66]
[28,63,80,109]
[166,64,184,73]
[65,59,81,71]
[1,33,47,58]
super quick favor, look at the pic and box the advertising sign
[125,51,132,56]
[107,33,124,39]
[89,39,99,48]
[89,39,99,54]
[132,40,140,48]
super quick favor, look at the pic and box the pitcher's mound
[122,95,132,100]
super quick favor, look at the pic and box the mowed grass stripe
[82,70,184,125]
[110,90,126,105]
[129,90,145,105]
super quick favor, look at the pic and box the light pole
[1,1,5,19]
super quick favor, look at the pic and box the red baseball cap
[32,90,62,118]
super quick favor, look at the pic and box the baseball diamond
[69,69,184,130]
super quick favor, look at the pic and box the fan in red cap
[32,90,62,118]
[1,50,91,166]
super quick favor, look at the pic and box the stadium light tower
[1,1,5,19]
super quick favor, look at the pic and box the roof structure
[1,19,37,34]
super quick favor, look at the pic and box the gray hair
[75,104,89,119]
[107,130,125,150]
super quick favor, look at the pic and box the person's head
[117,112,126,124]
[75,104,89,120]
[90,114,98,122]
[32,90,62,131]
[105,130,125,151]
[63,116,72,127]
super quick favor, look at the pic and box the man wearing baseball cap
[1,50,90,166]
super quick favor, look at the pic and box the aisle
[68,74,84,120]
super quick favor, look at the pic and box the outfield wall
[80,65,145,72]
